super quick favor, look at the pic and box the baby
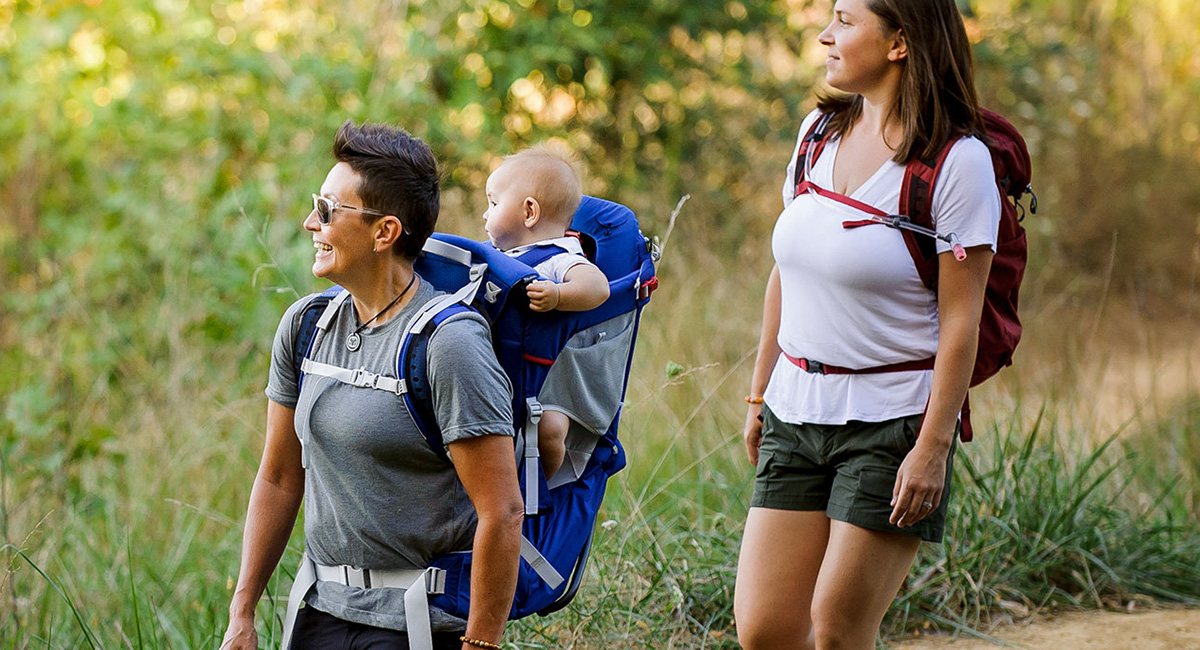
[483,143,610,479]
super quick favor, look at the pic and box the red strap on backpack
[792,114,833,198]
[899,109,1031,440]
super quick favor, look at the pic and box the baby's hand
[527,280,560,312]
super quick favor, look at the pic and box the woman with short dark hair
[221,121,523,650]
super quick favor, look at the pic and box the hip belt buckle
[344,565,370,589]
[800,358,826,374]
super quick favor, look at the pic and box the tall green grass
[9,371,1197,649]
[5,1,1200,644]
[4,202,1200,648]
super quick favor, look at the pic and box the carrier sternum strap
[300,358,409,396]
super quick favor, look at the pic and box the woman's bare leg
[810,521,920,650]
[735,508,831,650]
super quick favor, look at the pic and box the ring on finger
[921,501,934,509]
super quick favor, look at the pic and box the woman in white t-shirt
[734,0,1001,648]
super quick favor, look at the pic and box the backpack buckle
[350,368,379,390]
[800,358,825,374]
[638,276,659,299]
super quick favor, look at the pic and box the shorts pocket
[887,415,921,455]
[856,466,898,505]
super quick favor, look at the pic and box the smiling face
[304,162,380,283]
[482,161,537,251]
[818,0,905,97]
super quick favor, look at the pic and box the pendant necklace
[346,274,418,352]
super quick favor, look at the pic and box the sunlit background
[2,0,1199,647]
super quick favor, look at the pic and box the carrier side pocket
[538,312,635,487]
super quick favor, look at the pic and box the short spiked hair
[332,120,441,260]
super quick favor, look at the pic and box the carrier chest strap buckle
[301,358,408,396]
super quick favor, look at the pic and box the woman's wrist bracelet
[745,395,764,404]
[460,636,503,650]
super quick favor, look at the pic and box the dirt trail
[888,609,1200,650]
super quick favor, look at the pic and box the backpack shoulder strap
[294,286,348,388]
[900,142,956,290]
[793,112,834,198]
[398,296,479,461]
[515,244,570,271]
[565,229,598,262]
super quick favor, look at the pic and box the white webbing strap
[312,563,433,590]
[520,536,565,589]
[280,554,316,650]
[316,289,351,329]
[422,238,473,267]
[299,358,408,396]
[523,398,542,516]
[406,263,488,336]
[403,569,437,650]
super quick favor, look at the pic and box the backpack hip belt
[783,352,936,375]
[279,554,446,650]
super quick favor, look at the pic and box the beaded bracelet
[460,636,503,650]
[745,395,764,404]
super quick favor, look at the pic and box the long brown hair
[815,0,985,163]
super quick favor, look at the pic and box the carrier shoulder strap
[792,112,834,198]
[294,286,349,388]
[899,143,956,290]
[398,297,478,461]
[514,243,571,271]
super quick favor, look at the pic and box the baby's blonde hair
[503,142,583,225]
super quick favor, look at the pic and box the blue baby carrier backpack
[283,196,657,649]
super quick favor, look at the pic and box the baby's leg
[539,410,569,479]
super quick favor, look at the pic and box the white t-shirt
[503,236,595,282]
[762,110,1002,425]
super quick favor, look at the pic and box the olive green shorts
[750,404,955,543]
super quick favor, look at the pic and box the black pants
[290,606,464,650]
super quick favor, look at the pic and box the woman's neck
[344,260,418,327]
[858,87,898,130]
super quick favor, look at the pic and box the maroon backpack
[792,108,1034,440]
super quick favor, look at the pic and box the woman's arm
[890,247,992,527]
[221,399,306,650]
[744,264,783,466]
[447,434,525,649]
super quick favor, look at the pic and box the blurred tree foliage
[1,0,1199,532]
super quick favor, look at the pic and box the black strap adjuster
[800,358,826,374]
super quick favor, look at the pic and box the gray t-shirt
[266,277,513,632]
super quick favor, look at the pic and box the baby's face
[483,162,536,251]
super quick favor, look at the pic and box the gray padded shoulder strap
[316,289,351,330]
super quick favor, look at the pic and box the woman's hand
[219,614,257,650]
[889,244,992,528]
[744,265,782,469]
[222,400,305,649]
[743,402,764,466]
[889,438,950,527]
